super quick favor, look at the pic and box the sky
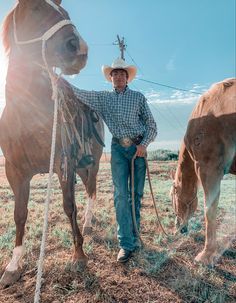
[0,0,235,151]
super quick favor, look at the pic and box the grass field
[0,156,235,303]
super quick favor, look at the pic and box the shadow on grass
[132,245,236,303]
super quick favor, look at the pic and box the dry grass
[0,155,235,303]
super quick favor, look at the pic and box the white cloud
[144,83,207,105]
[146,91,199,105]
[145,89,161,100]
[192,83,206,90]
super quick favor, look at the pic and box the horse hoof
[0,270,21,288]
[82,226,93,236]
[194,251,215,267]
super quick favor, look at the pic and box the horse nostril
[66,38,78,52]
[79,53,88,62]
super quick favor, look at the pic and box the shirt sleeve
[139,95,157,147]
[71,84,103,113]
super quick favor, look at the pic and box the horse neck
[175,142,198,195]
[5,51,52,109]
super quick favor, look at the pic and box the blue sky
[0,0,235,151]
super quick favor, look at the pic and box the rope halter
[13,15,74,46]
[171,182,197,222]
[13,6,75,74]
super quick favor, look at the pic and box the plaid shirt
[72,85,157,147]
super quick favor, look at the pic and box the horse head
[5,0,88,75]
[170,170,198,234]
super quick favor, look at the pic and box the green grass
[0,227,15,250]
[52,228,72,249]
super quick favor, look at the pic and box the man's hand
[135,144,147,157]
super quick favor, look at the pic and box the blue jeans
[111,142,146,251]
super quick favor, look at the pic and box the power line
[90,41,203,96]
[126,50,185,131]
[90,41,202,96]
[90,43,114,46]
[138,78,202,95]
[131,82,185,135]
[126,47,191,131]
[126,49,145,76]
[86,38,198,134]
[126,47,202,96]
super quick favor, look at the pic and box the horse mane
[208,78,235,97]
[191,78,236,118]
[1,7,15,55]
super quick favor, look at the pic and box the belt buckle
[119,137,133,147]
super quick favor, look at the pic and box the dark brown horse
[171,78,236,265]
[0,0,103,287]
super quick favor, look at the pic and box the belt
[112,135,143,147]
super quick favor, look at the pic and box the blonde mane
[191,78,236,118]
[207,78,235,98]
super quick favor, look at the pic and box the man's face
[110,69,128,90]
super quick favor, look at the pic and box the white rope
[33,79,59,303]
[33,39,63,303]
[13,10,73,45]
[28,10,69,303]
[45,0,63,14]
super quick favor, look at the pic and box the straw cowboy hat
[102,58,137,83]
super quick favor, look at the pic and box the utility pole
[113,35,126,60]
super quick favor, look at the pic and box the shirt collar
[113,85,129,94]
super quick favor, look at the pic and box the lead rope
[33,41,61,303]
[34,43,85,303]
[131,154,168,247]
[145,157,168,236]
[34,77,59,303]
[131,155,144,246]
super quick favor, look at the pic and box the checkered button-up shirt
[72,85,157,147]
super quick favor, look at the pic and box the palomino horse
[0,0,102,287]
[171,78,236,265]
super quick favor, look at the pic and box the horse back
[184,78,236,172]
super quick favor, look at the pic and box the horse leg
[79,168,97,235]
[58,170,88,268]
[195,166,222,265]
[0,161,30,287]
[83,186,96,236]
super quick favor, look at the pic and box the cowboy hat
[102,58,137,83]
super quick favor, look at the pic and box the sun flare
[0,43,8,112]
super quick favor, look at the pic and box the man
[72,58,157,262]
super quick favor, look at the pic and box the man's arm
[72,84,103,113]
